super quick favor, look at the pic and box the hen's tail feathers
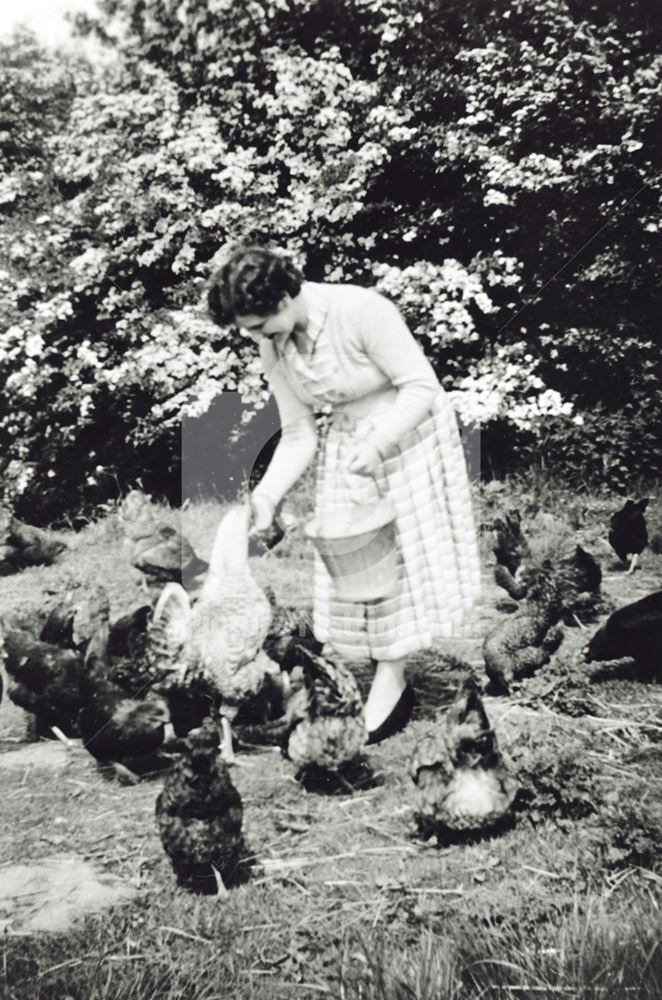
[84,618,111,669]
[150,583,191,681]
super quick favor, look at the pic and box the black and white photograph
[0,0,661,996]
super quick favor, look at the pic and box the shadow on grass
[93,751,176,784]
[412,811,517,848]
[296,756,379,796]
[589,659,661,684]
[169,838,255,895]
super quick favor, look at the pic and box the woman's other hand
[347,441,382,477]
[248,493,275,537]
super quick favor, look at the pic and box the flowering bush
[1,0,661,519]
[449,347,576,433]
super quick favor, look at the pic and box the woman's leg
[364,656,407,732]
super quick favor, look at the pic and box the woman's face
[236,295,298,343]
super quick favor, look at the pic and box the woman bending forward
[207,245,481,744]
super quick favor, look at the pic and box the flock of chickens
[484,496,660,691]
[0,491,659,895]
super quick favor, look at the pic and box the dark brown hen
[549,544,603,624]
[79,614,170,777]
[0,507,67,575]
[155,719,244,894]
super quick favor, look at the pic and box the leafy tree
[1,0,661,520]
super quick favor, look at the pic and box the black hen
[165,675,217,738]
[608,498,649,573]
[79,622,170,775]
[263,600,323,670]
[585,590,662,677]
[40,585,113,652]
[106,605,164,697]
[2,628,84,737]
[2,587,110,737]
[156,719,244,894]
[41,595,155,694]
[554,545,602,624]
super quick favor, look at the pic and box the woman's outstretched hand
[347,441,382,477]
[248,493,275,537]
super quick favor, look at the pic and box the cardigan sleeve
[251,339,319,507]
[357,290,440,458]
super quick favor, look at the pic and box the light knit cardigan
[252,282,441,508]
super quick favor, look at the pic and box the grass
[1,473,661,1000]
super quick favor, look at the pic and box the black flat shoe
[366,685,416,745]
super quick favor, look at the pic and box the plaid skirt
[312,390,481,660]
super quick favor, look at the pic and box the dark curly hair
[207,245,304,326]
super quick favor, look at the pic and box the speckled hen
[483,566,565,694]
[410,678,517,838]
[282,645,366,771]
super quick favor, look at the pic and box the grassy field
[1,475,661,1000]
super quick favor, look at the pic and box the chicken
[262,590,323,668]
[165,675,217,738]
[410,678,517,839]
[148,506,282,760]
[551,544,602,625]
[41,586,160,697]
[108,604,154,663]
[3,578,110,740]
[483,565,565,694]
[281,644,366,772]
[608,498,649,574]
[1,626,84,737]
[120,490,208,591]
[147,584,209,735]
[0,506,67,575]
[492,509,531,600]
[40,584,112,652]
[155,718,244,894]
[584,590,662,678]
[79,611,171,779]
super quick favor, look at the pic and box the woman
[207,244,481,743]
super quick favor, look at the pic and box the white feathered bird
[151,506,281,760]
